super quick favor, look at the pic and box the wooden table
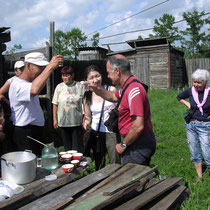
[0,163,90,210]
[0,163,189,210]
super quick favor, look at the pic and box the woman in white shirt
[83,65,121,170]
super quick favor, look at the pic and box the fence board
[185,58,210,86]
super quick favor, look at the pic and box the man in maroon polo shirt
[88,54,156,166]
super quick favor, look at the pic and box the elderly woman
[52,66,85,152]
[177,69,210,182]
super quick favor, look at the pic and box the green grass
[52,88,210,209]
[148,89,210,210]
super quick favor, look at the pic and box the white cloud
[1,0,209,52]
[31,37,49,48]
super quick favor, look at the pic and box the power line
[87,0,170,36]
[96,11,210,41]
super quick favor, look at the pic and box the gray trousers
[106,132,121,164]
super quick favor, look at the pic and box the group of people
[0,52,156,172]
[52,55,156,170]
[0,51,209,181]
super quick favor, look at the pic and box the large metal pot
[1,151,37,184]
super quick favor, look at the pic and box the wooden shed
[107,37,187,89]
[78,46,108,61]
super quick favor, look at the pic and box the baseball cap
[14,61,24,69]
[25,52,49,66]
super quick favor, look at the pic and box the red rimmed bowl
[60,154,72,163]
[58,152,67,160]
[73,153,83,161]
[66,150,77,155]
[62,164,74,173]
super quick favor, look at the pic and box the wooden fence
[185,58,210,86]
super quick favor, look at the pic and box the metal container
[1,151,37,184]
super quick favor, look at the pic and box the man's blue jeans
[185,121,210,168]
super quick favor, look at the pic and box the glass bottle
[41,143,58,170]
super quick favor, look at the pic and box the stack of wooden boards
[19,163,190,210]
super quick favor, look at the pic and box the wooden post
[45,21,55,129]
[45,45,52,129]
[50,22,55,91]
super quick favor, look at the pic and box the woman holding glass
[83,65,121,170]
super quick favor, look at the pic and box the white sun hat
[14,61,24,69]
[25,52,49,66]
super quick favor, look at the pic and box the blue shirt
[177,87,210,122]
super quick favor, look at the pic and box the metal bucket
[1,151,37,184]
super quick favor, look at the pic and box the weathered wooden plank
[92,174,156,210]
[135,57,149,85]
[149,56,168,63]
[0,190,33,209]
[150,69,168,75]
[66,166,157,210]
[114,177,184,210]
[31,167,87,197]
[103,166,158,196]
[149,185,188,210]
[64,163,146,208]
[19,164,121,210]
[185,58,210,87]
[50,197,74,210]
[86,164,151,196]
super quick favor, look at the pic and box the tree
[152,14,182,45]
[53,30,71,57]
[66,28,87,59]
[5,44,22,54]
[180,10,209,58]
[53,28,87,59]
[91,33,100,47]
[137,35,143,40]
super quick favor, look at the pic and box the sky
[1,0,209,53]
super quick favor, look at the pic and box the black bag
[105,78,148,133]
[83,89,106,156]
[184,107,197,123]
[104,108,119,133]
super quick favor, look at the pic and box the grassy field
[54,88,209,209]
[148,89,210,210]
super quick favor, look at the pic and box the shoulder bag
[104,79,148,133]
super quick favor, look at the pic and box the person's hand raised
[48,55,64,70]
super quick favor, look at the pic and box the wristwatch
[121,141,127,150]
